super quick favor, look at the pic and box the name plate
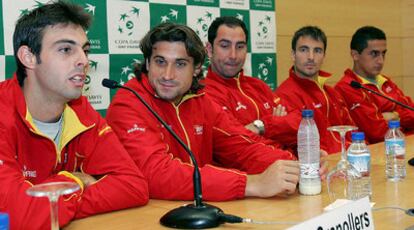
[288,197,374,230]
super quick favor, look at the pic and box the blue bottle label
[348,153,370,174]
[385,139,405,156]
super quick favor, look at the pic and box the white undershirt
[32,115,63,146]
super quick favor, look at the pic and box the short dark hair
[291,26,327,51]
[138,22,206,93]
[350,26,386,53]
[13,0,91,86]
[208,16,248,45]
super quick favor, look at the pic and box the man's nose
[163,63,175,80]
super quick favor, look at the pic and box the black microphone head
[408,157,414,166]
[350,81,362,89]
[102,79,119,89]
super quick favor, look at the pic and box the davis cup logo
[194,11,214,38]
[117,7,140,36]
[83,59,98,94]
[257,15,271,39]
[160,8,179,23]
[19,1,44,16]
[119,59,141,85]
[257,56,273,81]
[84,3,95,15]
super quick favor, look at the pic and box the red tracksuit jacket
[335,69,414,143]
[106,74,296,201]
[0,76,148,229]
[203,67,298,146]
[275,67,356,154]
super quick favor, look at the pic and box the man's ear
[206,42,213,58]
[350,49,359,61]
[291,49,296,62]
[17,45,37,69]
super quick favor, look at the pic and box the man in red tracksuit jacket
[203,17,298,149]
[106,23,320,202]
[275,26,356,154]
[335,26,414,144]
[0,2,148,229]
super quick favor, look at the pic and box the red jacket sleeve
[73,115,149,219]
[261,111,300,145]
[335,82,388,143]
[210,103,296,174]
[386,82,414,130]
[0,126,81,229]
[0,118,148,229]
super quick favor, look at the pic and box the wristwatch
[253,119,265,135]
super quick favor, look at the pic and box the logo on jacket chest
[312,102,322,109]
[235,102,247,111]
[23,165,37,178]
[385,86,392,93]
[194,125,204,135]
[127,124,146,133]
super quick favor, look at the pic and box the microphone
[350,81,414,111]
[102,79,235,228]
[408,157,414,166]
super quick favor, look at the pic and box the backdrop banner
[1,0,277,116]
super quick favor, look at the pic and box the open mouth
[69,75,85,87]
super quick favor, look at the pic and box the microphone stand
[102,79,225,228]
[350,81,414,111]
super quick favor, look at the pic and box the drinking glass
[326,125,360,202]
[26,182,79,230]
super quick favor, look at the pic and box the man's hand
[273,104,287,117]
[319,150,329,181]
[245,160,300,198]
[72,172,97,188]
[382,112,399,121]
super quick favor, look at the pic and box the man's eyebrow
[53,39,91,48]
[218,39,246,45]
[217,38,231,43]
[176,58,191,62]
[152,55,190,62]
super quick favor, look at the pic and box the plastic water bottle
[385,120,406,181]
[0,213,9,230]
[297,109,321,195]
[347,132,371,200]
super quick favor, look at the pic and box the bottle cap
[351,132,365,141]
[388,120,400,128]
[0,213,9,229]
[301,109,314,118]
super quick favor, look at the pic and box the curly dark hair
[136,22,206,93]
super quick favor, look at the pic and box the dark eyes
[59,47,72,53]
[219,43,246,49]
[298,47,323,53]
[154,58,187,68]
[58,46,90,57]
[369,51,385,58]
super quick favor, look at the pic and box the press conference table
[65,136,414,229]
